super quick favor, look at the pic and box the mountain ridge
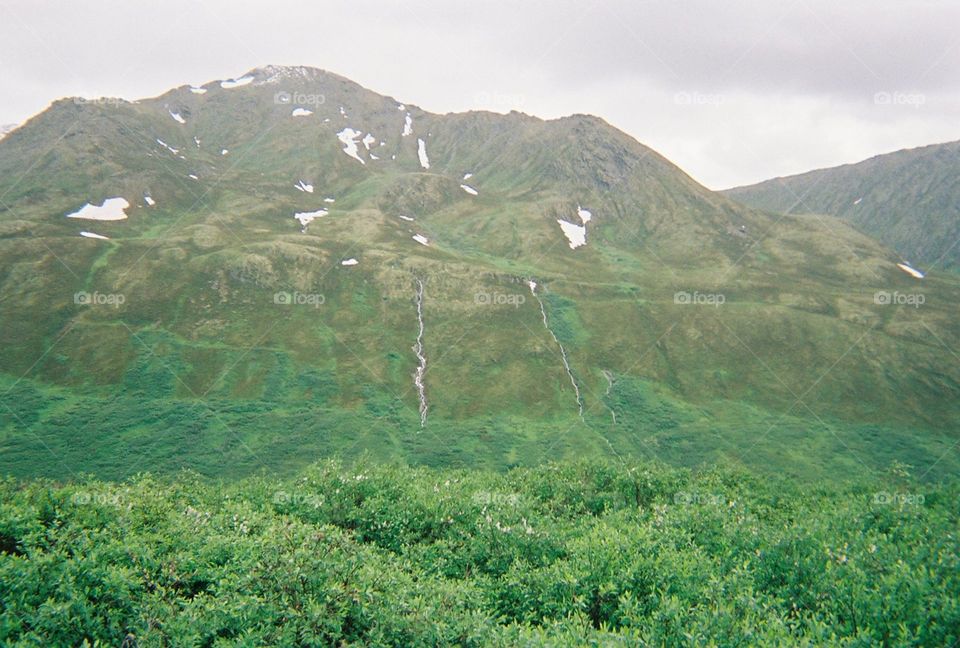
[724,138,960,270]
[0,65,957,482]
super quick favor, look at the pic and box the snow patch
[853,197,863,205]
[337,128,366,165]
[80,231,110,240]
[295,180,314,193]
[324,197,336,203]
[169,110,186,124]
[144,196,156,206]
[189,86,207,94]
[897,262,925,279]
[221,149,229,155]
[291,107,312,117]
[463,172,473,180]
[220,76,254,89]
[460,184,478,196]
[294,208,328,227]
[341,258,359,266]
[576,205,592,224]
[397,104,406,111]
[362,133,376,150]
[417,138,430,169]
[398,214,415,222]
[156,139,179,155]
[66,197,130,221]
[188,174,199,180]
[402,113,413,137]
[412,234,429,246]
[193,136,201,148]
[557,219,586,249]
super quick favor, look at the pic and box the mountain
[1,65,958,482]
[724,140,960,271]
[0,124,17,140]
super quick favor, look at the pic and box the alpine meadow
[0,3,958,646]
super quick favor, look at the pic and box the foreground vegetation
[1,459,957,646]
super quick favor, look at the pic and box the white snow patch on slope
[412,234,429,246]
[463,172,473,180]
[460,184,478,196]
[169,110,186,124]
[188,174,199,180]
[402,113,413,137]
[295,180,314,193]
[897,262,925,279]
[220,76,254,89]
[221,149,229,155]
[156,139,179,155]
[193,136,201,148]
[397,104,406,111]
[398,214,414,222]
[189,86,207,94]
[417,138,430,169]
[80,231,110,240]
[324,197,336,203]
[337,128,366,165]
[144,196,156,206]
[853,197,863,205]
[291,108,312,117]
[294,208,328,227]
[557,219,586,249]
[341,258,359,266]
[339,106,347,118]
[362,133,376,150]
[66,197,130,221]
[576,205,592,224]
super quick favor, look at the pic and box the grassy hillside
[1,66,958,483]
[1,459,957,646]
[724,139,960,271]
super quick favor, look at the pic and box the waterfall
[528,281,584,420]
[413,278,428,427]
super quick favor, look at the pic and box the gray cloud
[0,0,957,188]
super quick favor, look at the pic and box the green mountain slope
[1,66,958,482]
[723,139,960,271]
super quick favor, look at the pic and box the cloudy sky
[1,0,957,188]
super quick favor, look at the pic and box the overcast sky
[1,0,957,189]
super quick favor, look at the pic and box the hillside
[724,140,960,271]
[1,459,957,646]
[0,66,958,482]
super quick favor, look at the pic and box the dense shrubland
[1,459,957,646]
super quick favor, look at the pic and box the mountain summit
[0,66,957,481]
